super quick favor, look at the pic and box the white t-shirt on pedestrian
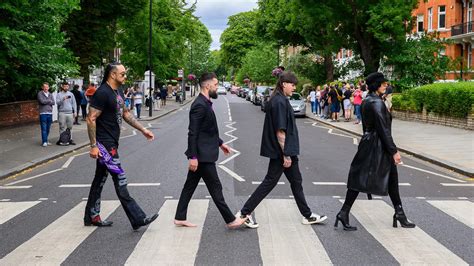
[309,91,316,102]
[316,91,321,100]
[134,92,143,104]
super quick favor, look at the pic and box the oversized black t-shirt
[260,92,299,159]
[89,83,125,144]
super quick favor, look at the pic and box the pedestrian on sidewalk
[174,72,246,229]
[383,82,393,112]
[133,86,143,119]
[80,85,88,121]
[71,84,83,125]
[234,71,327,229]
[56,81,77,145]
[124,87,132,109]
[320,85,330,119]
[343,84,353,122]
[353,85,363,124]
[309,87,317,115]
[160,85,168,107]
[315,85,322,116]
[37,82,55,147]
[335,72,415,231]
[328,85,342,122]
[85,62,158,230]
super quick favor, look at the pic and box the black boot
[335,205,357,231]
[393,205,416,228]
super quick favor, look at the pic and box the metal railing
[451,21,473,36]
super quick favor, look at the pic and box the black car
[260,87,274,111]
[253,86,267,105]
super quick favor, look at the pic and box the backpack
[58,128,71,145]
[335,89,343,102]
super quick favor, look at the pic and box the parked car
[253,86,267,105]
[260,87,274,112]
[230,86,239,94]
[242,88,251,98]
[217,86,227,95]
[246,90,255,102]
[288,92,306,117]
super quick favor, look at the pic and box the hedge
[391,82,474,118]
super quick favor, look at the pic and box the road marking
[5,169,62,186]
[0,201,120,265]
[121,130,137,139]
[0,199,11,202]
[164,196,173,199]
[441,183,474,187]
[372,196,382,199]
[353,138,358,145]
[427,200,474,229]
[252,181,285,185]
[416,197,426,199]
[348,200,467,265]
[198,182,205,186]
[223,95,232,122]
[61,156,75,169]
[81,198,88,201]
[0,186,32,189]
[0,201,40,224]
[457,197,468,200]
[38,198,48,201]
[218,165,245,182]
[125,200,209,265]
[255,199,332,265]
[219,150,240,165]
[59,183,160,188]
[205,196,212,199]
[313,182,346,185]
[332,196,342,199]
[401,164,466,183]
[398,183,411,186]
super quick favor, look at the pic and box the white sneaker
[236,211,259,229]
[42,143,48,147]
[302,213,327,225]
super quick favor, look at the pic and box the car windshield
[290,93,302,100]
[256,86,267,93]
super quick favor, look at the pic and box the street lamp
[148,0,153,117]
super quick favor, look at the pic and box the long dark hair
[272,71,298,97]
[101,62,122,86]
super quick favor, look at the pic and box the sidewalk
[305,107,474,177]
[0,92,194,179]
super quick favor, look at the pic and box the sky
[190,0,258,50]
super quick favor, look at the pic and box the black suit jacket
[185,94,223,163]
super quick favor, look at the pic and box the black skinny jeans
[343,163,402,210]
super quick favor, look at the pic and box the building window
[468,44,472,69]
[438,6,446,29]
[417,15,424,32]
[428,8,433,31]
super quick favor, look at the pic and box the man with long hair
[235,71,327,228]
[84,62,158,230]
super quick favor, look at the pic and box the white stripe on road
[0,201,120,265]
[0,186,31,189]
[61,156,75,169]
[0,201,40,224]
[441,183,474,187]
[255,199,332,265]
[349,200,467,265]
[252,181,285,185]
[398,183,411,186]
[5,169,62,186]
[58,183,161,188]
[218,165,245,182]
[427,200,474,229]
[125,200,209,265]
[313,182,346,185]
[218,150,241,165]
[401,164,466,183]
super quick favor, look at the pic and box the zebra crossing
[0,198,472,265]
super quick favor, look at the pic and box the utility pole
[148,0,153,117]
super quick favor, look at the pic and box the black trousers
[241,156,312,218]
[175,162,235,224]
[84,142,147,226]
[343,163,402,209]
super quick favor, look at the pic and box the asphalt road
[1,93,473,265]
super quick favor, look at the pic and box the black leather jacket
[361,93,398,155]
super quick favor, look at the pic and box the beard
[209,90,218,99]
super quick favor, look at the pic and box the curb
[0,98,194,181]
[305,115,474,178]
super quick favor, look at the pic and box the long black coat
[347,93,398,196]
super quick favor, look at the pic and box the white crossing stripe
[218,165,245,182]
[255,199,332,265]
[252,181,285,185]
[427,200,474,229]
[0,186,32,189]
[0,201,40,225]
[126,199,209,265]
[313,182,346,185]
[441,183,474,187]
[0,201,120,265]
[398,183,411,186]
[349,200,467,265]
[58,183,160,188]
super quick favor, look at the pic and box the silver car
[217,86,227,95]
[288,92,306,117]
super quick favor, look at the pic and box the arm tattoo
[87,107,102,145]
[123,108,146,131]
[277,130,286,152]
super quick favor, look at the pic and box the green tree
[183,19,214,77]
[0,0,79,103]
[236,42,277,84]
[286,54,327,86]
[220,10,259,70]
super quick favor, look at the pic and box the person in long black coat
[335,72,415,231]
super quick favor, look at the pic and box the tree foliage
[0,0,80,103]
[236,42,277,84]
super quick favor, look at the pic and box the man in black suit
[174,72,246,228]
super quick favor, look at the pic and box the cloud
[189,0,258,50]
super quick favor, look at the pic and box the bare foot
[226,216,246,229]
[174,220,197,227]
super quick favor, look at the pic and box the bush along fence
[391,82,474,130]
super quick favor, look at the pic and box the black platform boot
[393,204,416,228]
[335,205,357,231]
